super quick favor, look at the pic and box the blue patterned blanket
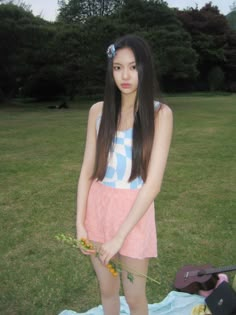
[59,291,205,315]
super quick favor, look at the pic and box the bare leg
[90,251,120,315]
[121,255,149,315]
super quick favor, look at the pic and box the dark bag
[205,281,236,315]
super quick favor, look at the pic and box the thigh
[120,255,149,298]
[90,243,120,296]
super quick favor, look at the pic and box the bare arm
[100,104,173,264]
[76,102,102,240]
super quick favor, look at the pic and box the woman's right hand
[76,225,96,256]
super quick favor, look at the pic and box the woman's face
[112,47,138,97]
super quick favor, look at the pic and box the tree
[208,66,225,91]
[177,2,230,90]
[118,0,181,29]
[230,1,236,11]
[227,2,236,30]
[0,3,35,98]
[224,30,236,91]
[0,0,31,11]
[0,2,57,99]
[23,66,66,100]
[57,0,124,23]
[144,28,198,91]
[48,24,82,98]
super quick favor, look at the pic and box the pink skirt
[85,180,157,259]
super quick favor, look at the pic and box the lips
[121,83,131,89]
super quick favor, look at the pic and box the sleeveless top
[96,101,161,189]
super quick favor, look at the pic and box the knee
[99,279,120,299]
[125,293,147,311]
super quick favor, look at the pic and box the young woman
[76,34,173,315]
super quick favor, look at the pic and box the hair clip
[106,44,116,58]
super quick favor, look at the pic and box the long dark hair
[93,34,159,182]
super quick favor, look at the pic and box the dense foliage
[227,1,236,30]
[0,0,236,101]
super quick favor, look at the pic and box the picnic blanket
[58,291,205,315]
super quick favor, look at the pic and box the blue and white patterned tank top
[96,101,161,189]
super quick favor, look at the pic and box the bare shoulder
[88,101,103,122]
[153,103,173,144]
[155,103,173,122]
[90,101,103,114]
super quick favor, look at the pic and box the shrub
[23,66,66,101]
[208,66,225,91]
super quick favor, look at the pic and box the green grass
[0,94,236,314]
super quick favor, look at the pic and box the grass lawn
[0,94,236,314]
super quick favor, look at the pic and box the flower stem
[112,258,160,285]
[55,234,161,285]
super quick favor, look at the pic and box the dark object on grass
[205,281,236,315]
[48,101,69,109]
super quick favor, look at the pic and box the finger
[98,246,105,256]
[80,248,96,255]
[85,249,96,254]
[99,253,110,266]
[104,256,111,266]
[82,251,91,256]
[98,252,105,262]
[98,253,108,265]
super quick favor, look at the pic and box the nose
[122,67,130,80]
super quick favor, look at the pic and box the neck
[121,92,136,110]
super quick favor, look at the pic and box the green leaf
[127,272,134,283]
[116,266,122,273]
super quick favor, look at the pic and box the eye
[113,65,121,71]
[131,64,136,70]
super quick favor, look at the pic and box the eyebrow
[113,61,136,65]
